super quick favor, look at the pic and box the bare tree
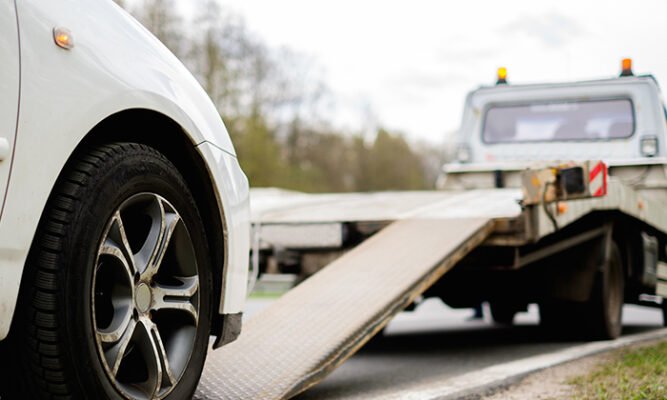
[132,0,186,59]
[189,1,327,126]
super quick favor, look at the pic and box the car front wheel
[5,143,212,399]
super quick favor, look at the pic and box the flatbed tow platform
[195,195,500,399]
[196,217,493,399]
[194,164,667,400]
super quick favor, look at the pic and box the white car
[0,1,250,399]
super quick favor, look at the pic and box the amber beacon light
[620,58,633,77]
[496,67,508,85]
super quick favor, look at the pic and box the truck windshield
[482,98,634,143]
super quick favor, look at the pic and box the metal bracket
[516,226,608,269]
[600,222,615,272]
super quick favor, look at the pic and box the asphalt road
[246,298,664,400]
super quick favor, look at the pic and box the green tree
[349,135,372,191]
[283,127,353,192]
[232,114,287,188]
[367,129,427,191]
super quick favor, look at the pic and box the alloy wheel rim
[92,193,200,399]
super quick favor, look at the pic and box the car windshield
[482,98,635,143]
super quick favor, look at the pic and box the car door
[0,0,20,219]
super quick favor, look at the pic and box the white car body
[0,0,250,341]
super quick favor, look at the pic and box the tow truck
[195,59,667,400]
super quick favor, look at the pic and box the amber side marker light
[620,58,633,77]
[496,67,508,85]
[53,27,74,50]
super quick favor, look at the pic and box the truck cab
[452,61,665,161]
[457,78,664,163]
[441,62,667,195]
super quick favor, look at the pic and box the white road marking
[380,327,667,400]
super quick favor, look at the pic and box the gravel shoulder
[483,339,667,400]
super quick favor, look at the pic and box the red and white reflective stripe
[589,161,608,197]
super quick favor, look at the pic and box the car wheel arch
[67,109,228,335]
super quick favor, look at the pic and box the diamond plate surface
[195,218,493,400]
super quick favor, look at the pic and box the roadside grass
[569,341,667,399]
[248,291,285,300]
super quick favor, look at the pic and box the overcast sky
[215,0,667,143]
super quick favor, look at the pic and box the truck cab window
[483,99,634,143]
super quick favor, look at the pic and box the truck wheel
[489,303,517,325]
[7,143,212,399]
[583,242,624,340]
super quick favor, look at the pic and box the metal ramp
[195,217,494,400]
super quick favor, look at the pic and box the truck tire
[539,241,624,340]
[582,241,624,340]
[5,143,213,399]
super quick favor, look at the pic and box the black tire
[662,299,667,327]
[539,242,624,340]
[3,143,213,399]
[489,303,517,325]
[583,242,624,340]
[0,340,10,398]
